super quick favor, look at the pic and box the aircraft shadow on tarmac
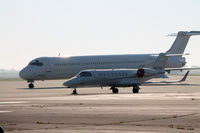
[17,87,131,96]
[16,83,200,96]
[65,92,118,96]
[17,83,200,90]
[141,83,200,86]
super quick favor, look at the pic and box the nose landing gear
[72,88,78,95]
[28,83,34,88]
[27,80,34,88]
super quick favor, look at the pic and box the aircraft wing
[141,83,200,86]
[117,71,189,87]
[134,71,190,86]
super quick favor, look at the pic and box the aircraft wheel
[112,88,119,94]
[132,86,140,93]
[28,83,34,89]
[132,89,139,93]
[72,89,78,95]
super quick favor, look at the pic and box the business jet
[19,31,200,88]
[63,69,189,94]
[63,52,192,94]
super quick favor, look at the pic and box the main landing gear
[28,80,34,89]
[111,86,140,94]
[132,85,140,93]
[72,89,78,95]
[70,86,139,95]
[111,86,119,94]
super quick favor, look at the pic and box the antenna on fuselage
[58,53,60,57]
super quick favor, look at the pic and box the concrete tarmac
[0,76,200,133]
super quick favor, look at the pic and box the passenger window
[115,73,118,77]
[111,73,114,77]
[119,73,121,77]
[99,73,102,77]
[108,73,110,77]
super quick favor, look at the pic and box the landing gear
[72,89,78,95]
[28,80,34,89]
[28,83,34,89]
[132,85,140,93]
[111,87,119,94]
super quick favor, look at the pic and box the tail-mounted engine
[136,68,157,77]
[137,68,145,77]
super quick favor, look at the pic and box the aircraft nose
[19,69,25,79]
[63,80,71,87]
[19,67,29,80]
[63,78,76,88]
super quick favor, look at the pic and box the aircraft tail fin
[167,31,200,54]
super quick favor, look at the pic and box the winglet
[179,71,190,82]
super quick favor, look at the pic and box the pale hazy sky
[1,0,200,70]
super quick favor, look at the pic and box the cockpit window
[79,72,92,77]
[29,60,43,66]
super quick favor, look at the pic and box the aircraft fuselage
[19,54,185,81]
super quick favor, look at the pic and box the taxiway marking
[0,101,29,104]
[0,111,12,113]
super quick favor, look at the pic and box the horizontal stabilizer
[165,67,200,73]
[168,31,200,36]
[151,53,189,57]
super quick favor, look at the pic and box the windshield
[29,60,43,66]
[79,72,92,77]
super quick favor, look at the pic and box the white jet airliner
[19,31,200,88]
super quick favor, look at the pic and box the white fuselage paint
[63,68,157,88]
[20,54,185,81]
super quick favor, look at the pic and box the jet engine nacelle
[137,68,145,77]
[137,68,157,77]
[166,56,186,68]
